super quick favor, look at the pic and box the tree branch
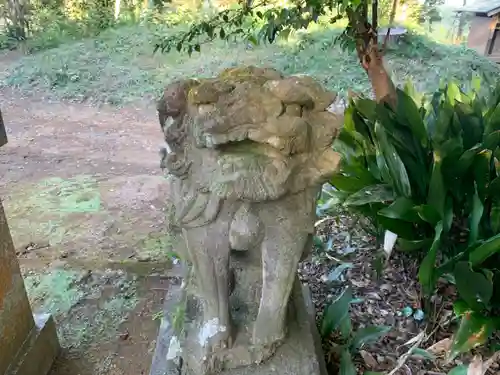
[382,0,398,52]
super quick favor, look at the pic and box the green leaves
[447,365,468,375]
[321,287,353,337]
[453,262,493,311]
[468,185,484,246]
[418,221,443,295]
[343,184,395,207]
[396,88,427,146]
[427,151,446,218]
[469,233,500,266]
[339,349,356,375]
[332,76,500,359]
[449,311,495,361]
[374,122,412,198]
[378,197,420,222]
[351,325,391,350]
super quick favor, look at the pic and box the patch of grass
[137,231,175,261]
[25,269,138,348]
[1,22,498,106]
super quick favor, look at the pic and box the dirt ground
[0,61,176,374]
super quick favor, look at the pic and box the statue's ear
[159,79,199,119]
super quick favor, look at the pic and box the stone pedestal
[0,113,60,375]
[0,109,6,147]
[150,272,327,375]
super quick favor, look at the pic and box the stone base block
[6,313,60,375]
[150,278,327,375]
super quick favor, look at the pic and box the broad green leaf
[454,144,482,177]
[418,221,443,295]
[469,232,500,266]
[489,175,500,196]
[378,197,420,222]
[343,105,357,134]
[366,154,382,180]
[317,192,350,212]
[351,325,391,350]
[374,122,412,198]
[396,88,427,146]
[455,105,482,150]
[331,172,377,193]
[490,197,500,233]
[335,130,363,155]
[437,239,483,276]
[352,109,373,141]
[453,299,469,317]
[338,314,352,339]
[403,79,423,105]
[339,349,357,375]
[446,82,462,104]
[453,262,493,311]
[485,102,500,135]
[321,287,353,337]
[473,150,492,202]
[468,185,484,246]
[397,238,433,252]
[414,204,441,225]
[471,72,482,93]
[447,365,468,375]
[431,101,454,145]
[427,152,446,218]
[326,263,354,282]
[355,98,377,121]
[449,311,495,361]
[377,215,418,240]
[343,184,395,207]
[313,236,324,250]
[444,196,454,233]
[483,130,500,150]
[376,149,392,185]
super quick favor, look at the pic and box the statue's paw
[206,329,233,352]
[198,318,233,352]
[252,319,286,362]
[197,330,232,375]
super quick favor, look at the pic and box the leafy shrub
[327,76,500,359]
[24,9,87,51]
[321,286,391,374]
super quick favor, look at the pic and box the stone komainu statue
[157,66,343,375]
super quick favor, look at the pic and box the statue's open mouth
[211,138,290,161]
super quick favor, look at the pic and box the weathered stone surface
[0,112,60,375]
[0,199,37,374]
[154,66,343,375]
[0,108,6,147]
[150,278,328,375]
[6,313,60,375]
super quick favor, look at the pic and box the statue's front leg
[182,223,232,353]
[252,227,311,353]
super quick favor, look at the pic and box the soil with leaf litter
[299,214,500,374]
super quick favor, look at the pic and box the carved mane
[158,66,343,226]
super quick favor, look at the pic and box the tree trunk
[456,0,467,43]
[364,48,396,105]
[346,5,397,105]
[6,0,28,40]
[114,0,121,19]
